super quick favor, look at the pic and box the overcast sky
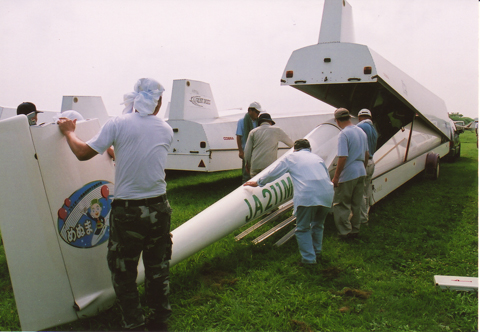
[0,0,478,119]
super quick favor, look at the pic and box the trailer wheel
[425,152,440,180]
[455,144,461,159]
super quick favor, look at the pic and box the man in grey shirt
[244,113,294,177]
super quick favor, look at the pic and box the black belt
[112,194,167,208]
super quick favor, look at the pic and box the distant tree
[449,112,473,125]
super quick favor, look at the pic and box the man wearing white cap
[332,108,369,239]
[58,78,174,331]
[357,109,378,225]
[236,102,261,182]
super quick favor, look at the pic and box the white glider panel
[0,116,77,331]
[30,121,116,318]
[0,118,120,331]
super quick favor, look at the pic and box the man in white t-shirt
[332,108,369,239]
[58,78,174,331]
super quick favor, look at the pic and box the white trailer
[166,79,332,171]
[280,0,460,203]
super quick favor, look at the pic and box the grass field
[0,131,477,331]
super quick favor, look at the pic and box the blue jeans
[295,205,330,264]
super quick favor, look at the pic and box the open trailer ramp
[281,0,455,151]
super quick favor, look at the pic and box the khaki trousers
[333,176,365,235]
[360,159,375,224]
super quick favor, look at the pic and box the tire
[425,152,440,180]
[433,158,440,179]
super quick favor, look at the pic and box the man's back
[337,125,367,182]
[245,124,294,171]
[285,150,333,208]
[88,113,173,199]
[357,120,378,158]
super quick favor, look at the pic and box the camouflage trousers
[108,197,173,329]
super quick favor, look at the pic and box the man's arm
[107,147,115,160]
[58,118,98,161]
[236,135,244,159]
[243,134,253,167]
[332,156,346,187]
[279,129,294,148]
[244,157,289,188]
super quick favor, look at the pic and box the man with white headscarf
[58,78,174,331]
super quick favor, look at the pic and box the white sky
[0,0,478,119]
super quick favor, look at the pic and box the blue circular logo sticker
[57,180,114,248]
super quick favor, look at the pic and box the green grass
[0,246,18,331]
[0,132,477,331]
